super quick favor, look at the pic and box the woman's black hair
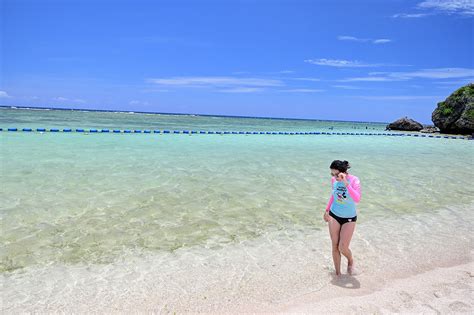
[330,160,351,173]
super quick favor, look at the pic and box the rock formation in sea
[386,116,424,131]
[432,83,474,135]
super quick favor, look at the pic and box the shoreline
[3,202,473,313]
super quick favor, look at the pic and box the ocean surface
[1,107,473,312]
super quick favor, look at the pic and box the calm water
[1,107,473,311]
[0,106,389,131]
[0,109,474,312]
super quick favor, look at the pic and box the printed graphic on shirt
[334,180,350,204]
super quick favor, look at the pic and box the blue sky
[1,0,473,124]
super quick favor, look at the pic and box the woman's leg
[338,222,356,274]
[328,217,342,275]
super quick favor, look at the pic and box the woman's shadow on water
[329,273,361,289]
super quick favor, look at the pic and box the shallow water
[1,107,473,311]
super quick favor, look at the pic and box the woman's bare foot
[347,261,359,276]
[347,260,355,275]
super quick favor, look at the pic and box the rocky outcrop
[432,84,474,135]
[386,116,424,131]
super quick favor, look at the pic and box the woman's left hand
[337,172,347,182]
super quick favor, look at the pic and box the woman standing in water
[323,160,361,276]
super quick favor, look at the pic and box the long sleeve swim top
[325,174,361,212]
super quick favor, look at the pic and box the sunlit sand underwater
[1,108,473,312]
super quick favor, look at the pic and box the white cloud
[338,36,392,44]
[393,0,474,18]
[392,13,432,18]
[53,97,85,103]
[305,58,380,67]
[147,76,283,87]
[383,68,474,80]
[332,85,363,89]
[436,78,474,85]
[0,91,11,98]
[337,35,370,42]
[373,39,392,44]
[418,0,474,15]
[341,68,474,82]
[340,76,397,82]
[357,95,443,100]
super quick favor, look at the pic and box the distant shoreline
[0,105,392,125]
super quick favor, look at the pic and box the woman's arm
[346,176,361,203]
[325,177,335,211]
[325,195,334,212]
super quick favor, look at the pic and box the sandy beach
[274,261,474,314]
[3,200,473,313]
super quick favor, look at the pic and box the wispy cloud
[274,70,295,74]
[305,58,381,67]
[147,76,284,87]
[392,13,432,18]
[218,87,265,93]
[339,76,398,82]
[332,85,363,89]
[305,58,409,67]
[52,96,86,103]
[341,68,474,82]
[418,0,474,15]
[372,39,392,44]
[393,0,474,18]
[356,95,443,101]
[291,77,321,82]
[382,68,474,79]
[436,78,474,85]
[0,91,11,98]
[337,35,392,44]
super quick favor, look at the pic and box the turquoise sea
[1,107,473,312]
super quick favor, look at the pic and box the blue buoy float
[2,126,470,140]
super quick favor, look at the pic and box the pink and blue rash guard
[325,174,361,218]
